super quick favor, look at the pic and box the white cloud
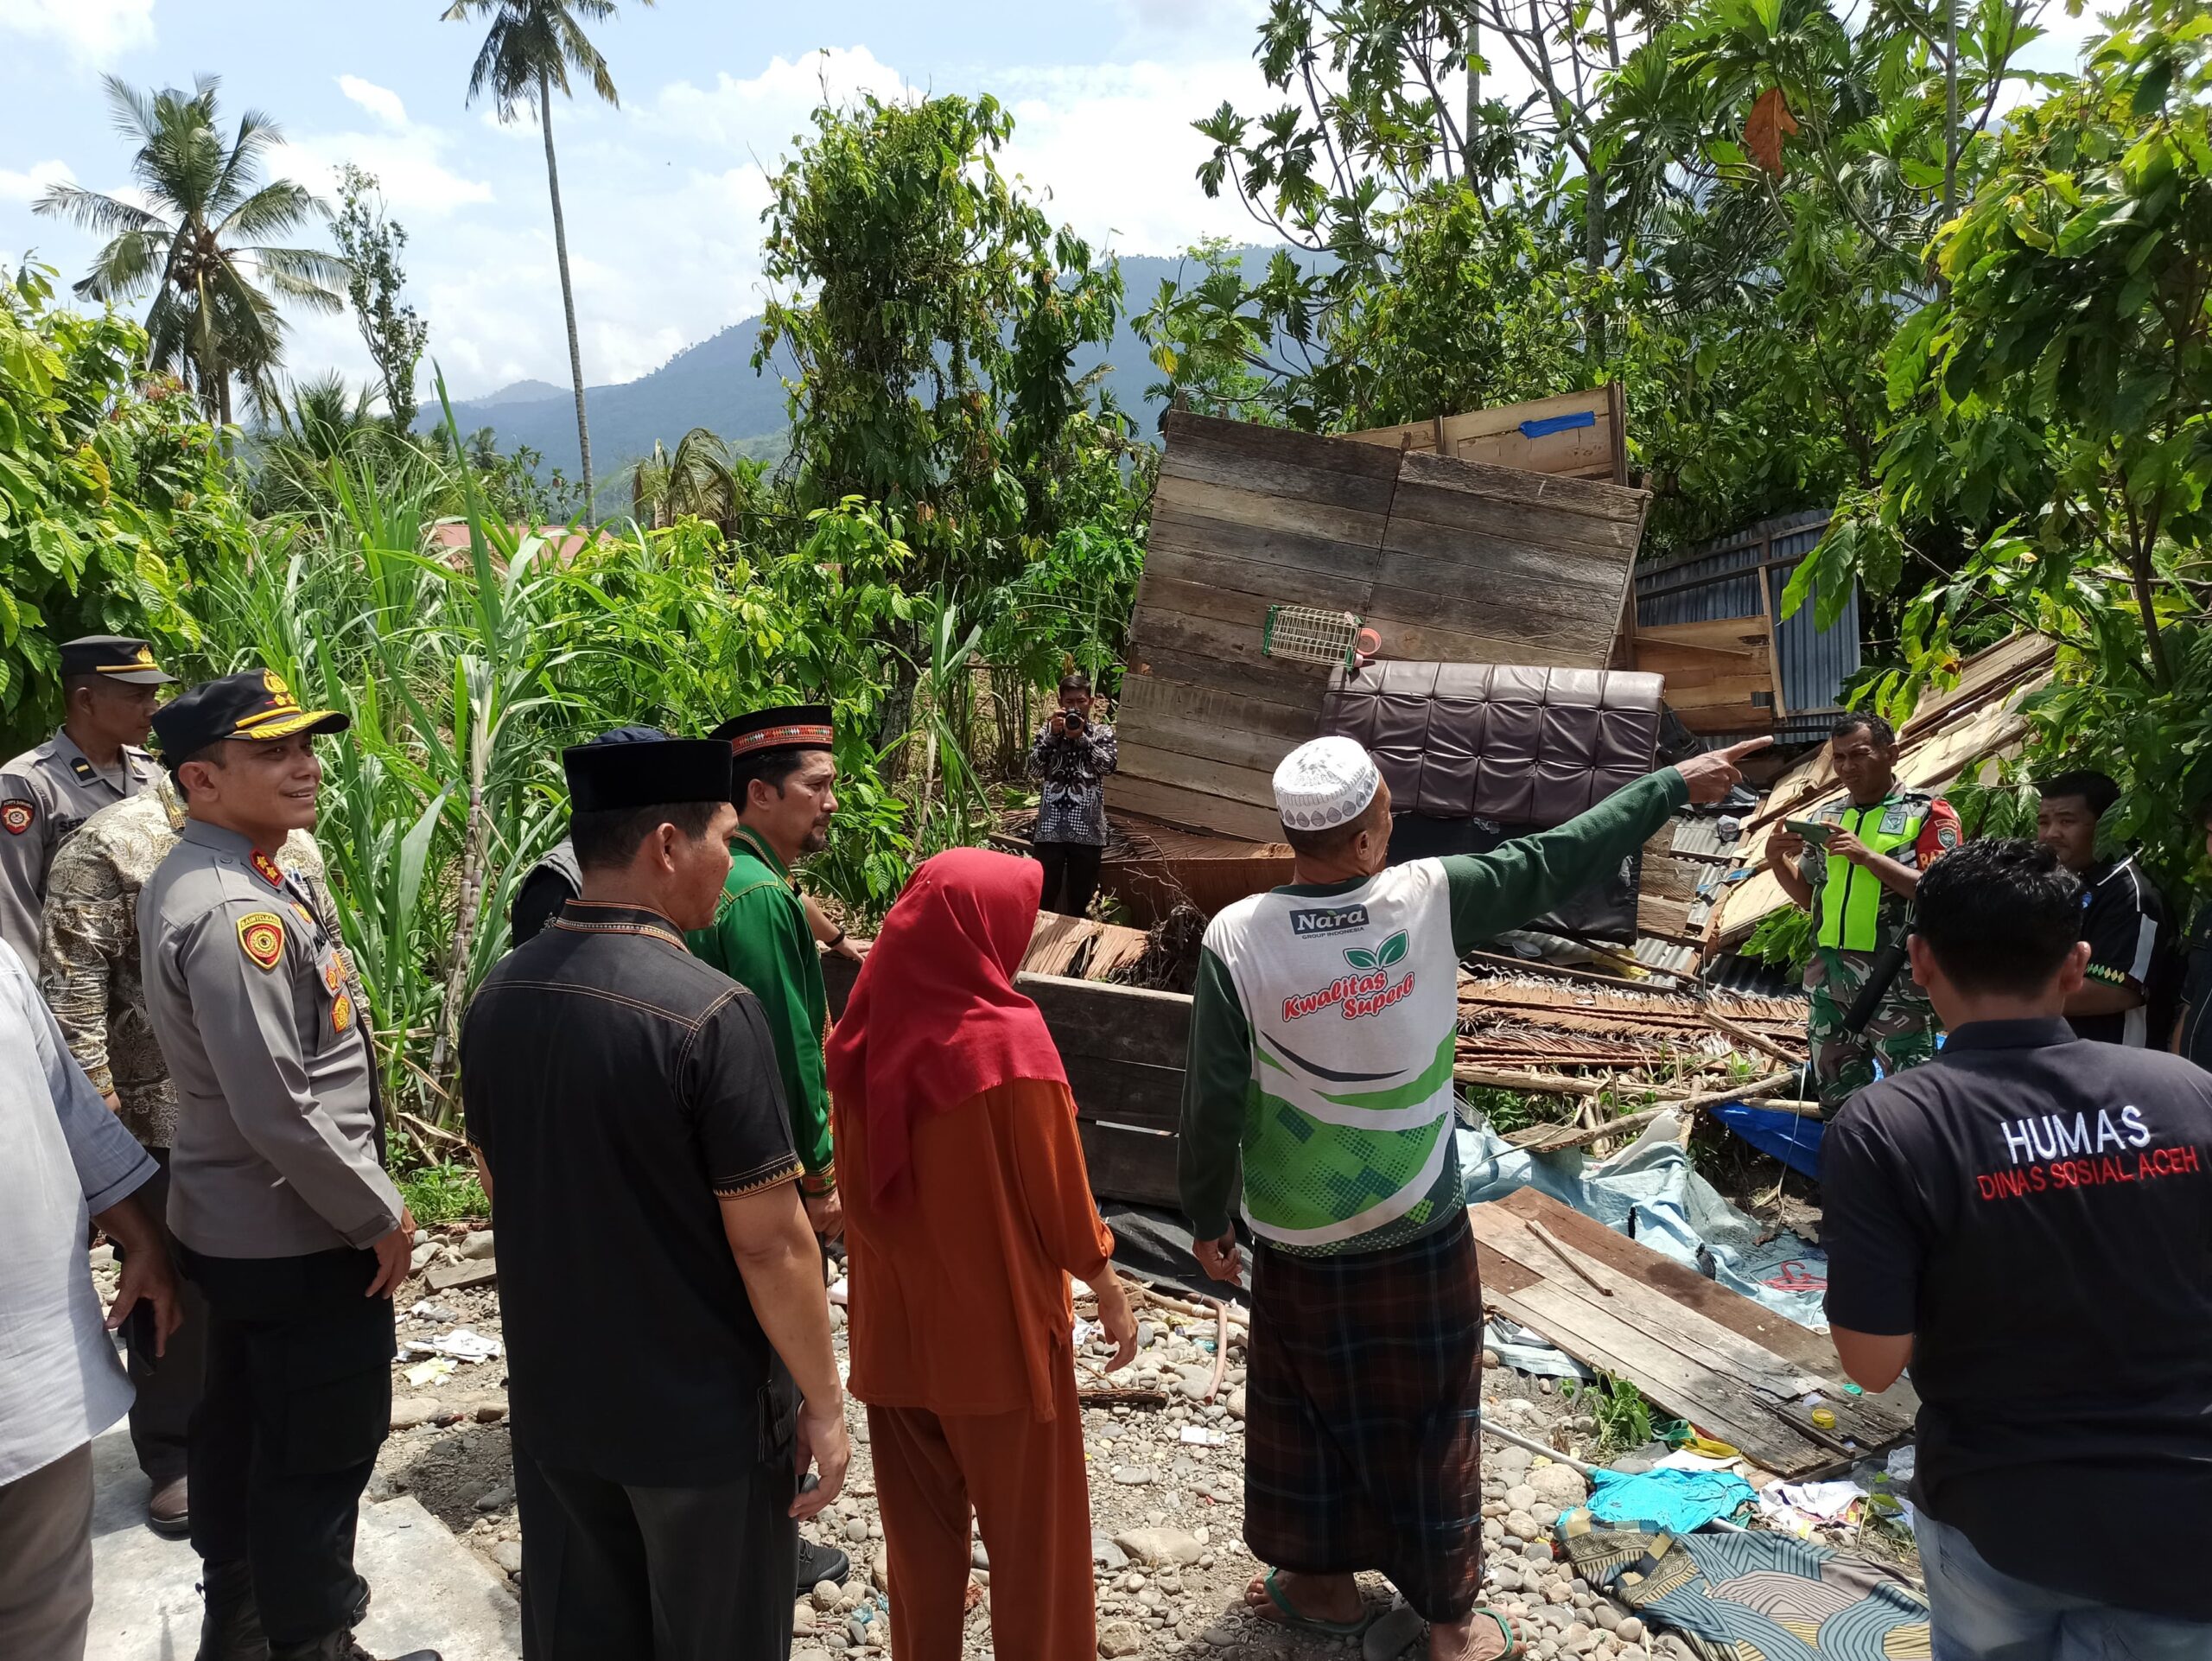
[0,158,74,203]
[338,74,409,129]
[645,47,915,153]
[0,0,154,61]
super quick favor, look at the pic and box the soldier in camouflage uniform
[37,772,329,1537]
[1768,714,1961,1111]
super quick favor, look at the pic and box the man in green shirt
[1181,733,1764,1660]
[689,706,849,1235]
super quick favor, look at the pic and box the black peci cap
[151,670,349,760]
[60,635,176,685]
[563,738,733,814]
[710,703,834,762]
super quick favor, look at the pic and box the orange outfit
[837,1078,1114,1661]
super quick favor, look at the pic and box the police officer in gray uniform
[138,670,436,1661]
[0,633,173,970]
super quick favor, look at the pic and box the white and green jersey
[1178,767,1688,1257]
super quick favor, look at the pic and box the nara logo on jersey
[1287,903,1370,937]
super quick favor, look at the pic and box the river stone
[1097,1619,1145,1657]
[1115,1527,1205,1567]
[1528,1465,1590,1508]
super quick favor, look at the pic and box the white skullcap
[1273,736,1380,830]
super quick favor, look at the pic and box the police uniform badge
[1880,802,1910,836]
[238,911,286,971]
[331,991,354,1034]
[1,799,31,836]
[69,755,94,781]
[251,850,286,890]
[263,668,292,701]
[322,956,343,994]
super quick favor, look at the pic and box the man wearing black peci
[461,736,849,1659]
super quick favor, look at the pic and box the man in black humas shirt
[461,738,849,1659]
[1821,838,2212,1657]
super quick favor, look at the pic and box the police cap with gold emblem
[60,634,177,685]
[150,669,352,760]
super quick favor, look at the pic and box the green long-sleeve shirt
[687,827,835,1179]
[1177,766,1690,1244]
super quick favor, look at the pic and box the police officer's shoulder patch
[331,991,354,1033]
[1935,822,1960,848]
[237,910,286,971]
[0,799,32,835]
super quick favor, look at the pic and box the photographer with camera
[1025,663,1117,918]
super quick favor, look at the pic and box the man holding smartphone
[1767,713,1961,1111]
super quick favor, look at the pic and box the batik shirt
[1026,720,1117,847]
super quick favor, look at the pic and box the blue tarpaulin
[1519,410,1598,439]
[1711,1101,1827,1178]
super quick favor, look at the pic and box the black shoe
[267,1634,441,1661]
[194,1560,269,1661]
[797,1535,851,1595]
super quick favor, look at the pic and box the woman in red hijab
[825,848,1138,1661]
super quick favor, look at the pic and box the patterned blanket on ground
[1555,1510,1929,1660]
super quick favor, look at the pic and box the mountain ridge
[423,247,1309,486]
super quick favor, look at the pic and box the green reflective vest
[1812,793,1933,952]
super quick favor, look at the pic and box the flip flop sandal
[1470,1606,1525,1659]
[1255,1569,1382,1638]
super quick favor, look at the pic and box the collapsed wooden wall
[1116,410,1652,838]
[1346,385,1628,483]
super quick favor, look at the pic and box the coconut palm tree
[35,74,345,425]
[627,426,764,534]
[444,0,652,524]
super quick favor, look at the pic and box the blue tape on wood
[1518,410,1599,439]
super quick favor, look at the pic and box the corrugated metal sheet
[1636,510,1859,745]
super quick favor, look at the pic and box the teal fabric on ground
[1585,1468,1755,1534]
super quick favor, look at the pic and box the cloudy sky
[0,0,1281,400]
[0,0,2102,404]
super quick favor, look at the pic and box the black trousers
[117,1153,207,1485]
[1035,841,1103,918]
[181,1245,395,1646]
[518,1437,798,1660]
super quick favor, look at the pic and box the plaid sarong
[1244,1210,1485,1620]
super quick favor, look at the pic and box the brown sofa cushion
[1320,661,1665,827]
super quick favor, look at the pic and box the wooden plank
[1452,422,1616,480]
[1117,673,1319,747]
[1359,614,1615,672]
[1064,1052,1185,1130]
[1023,973,1192,1064]
[1491,1192,1915,1448]
[1110,706,1305,776]
[1147,508,1384,588]
[1160,436,1400,515]
[1394,449,1649,530]
[1637,616,1772,654]
[1372,524,1629,596]
[1132,571,1291,635]
[1078,1121,1180,1207]
[1493,1193,1844,1390]
[1162,409,1403,480]
[1153,473,1391,553]
[1106,775,1287,842]
[1122,631,1336,706]
[1141,542,1371,612]
[1116,741,1282,811]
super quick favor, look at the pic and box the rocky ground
[93,1223,1908,1659]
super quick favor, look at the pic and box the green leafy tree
[1802,0,2212,889]
[444,0,655,521]
[331,163,431,427]
[627,426,770,540]
[34,74,346,425]
[0,263,250,749]
[756,92,1132,595]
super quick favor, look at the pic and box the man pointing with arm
[1180,735,1766,1661]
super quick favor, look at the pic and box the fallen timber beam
[1503,1066,1802,1152]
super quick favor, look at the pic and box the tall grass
[188,396,1129,1136]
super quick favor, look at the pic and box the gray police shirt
[138,819,403,1258]
[0,728,156,971]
